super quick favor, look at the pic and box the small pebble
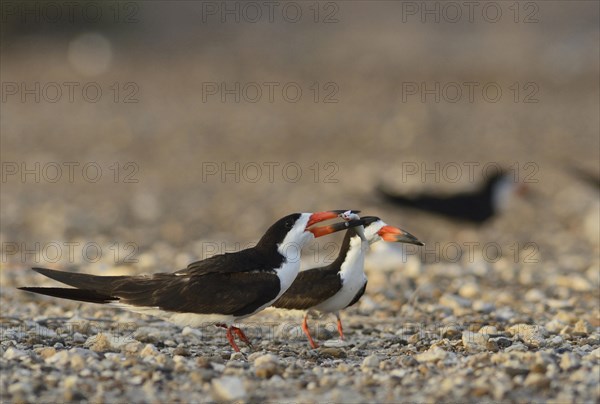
[416,346,447,362]
[140,344,159,357]
[229,351,245,361]
[319,347,347,359]
[37,347,57,359]
[462,331,489,352]
[524,289,545,302]
[523,373,550,389]
[560,352,580,371]
[490,337,513,349]
[362,355,380,369]
[478,326,498,335]
[3,347,27,360]
[211,376,246,401]
[508,324,547,348]
[572,319,593,336]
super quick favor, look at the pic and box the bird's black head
[256,213,303,250]
[342,216,379,239]
[358,216,381,227]
[255,211,364,255]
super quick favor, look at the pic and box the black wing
[111,271,282,317]
[344,281,367,309]
[20,267,281,317]
[178,248,283,276]
[273,266,342,310]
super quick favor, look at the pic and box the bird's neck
[338,234,367,281]
[331,228,368,279]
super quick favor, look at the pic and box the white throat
[275,213,313,294]
[312,229,368,313]
[339,234,368,282]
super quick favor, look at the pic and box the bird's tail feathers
[18,287,118,304]
[31,267,128,291]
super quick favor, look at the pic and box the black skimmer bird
[273,213,423,348]
[378,170,525,224]
[19,211,366,352]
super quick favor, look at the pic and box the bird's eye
[285,220,294,229]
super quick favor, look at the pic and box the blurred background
[1,1,598,301]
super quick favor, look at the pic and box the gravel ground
[1,238,599,403]
[1,2,599,403]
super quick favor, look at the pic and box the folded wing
[273,266,342,310]
[20,267,281,317]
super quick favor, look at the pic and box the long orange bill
[378,225,424,245]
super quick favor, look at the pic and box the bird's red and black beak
[306,210,360,227]
[378,225,424,245]
[309,218,366,238]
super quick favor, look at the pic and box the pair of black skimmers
[20,210,424,351]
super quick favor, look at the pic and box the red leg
[301,313,319,349]
[336,313,344,340]
[225,326,241,352]
[231,326,252,347]
[215,324,251,349]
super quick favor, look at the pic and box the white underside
[312,235,368,313]
[112,303,237,327]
